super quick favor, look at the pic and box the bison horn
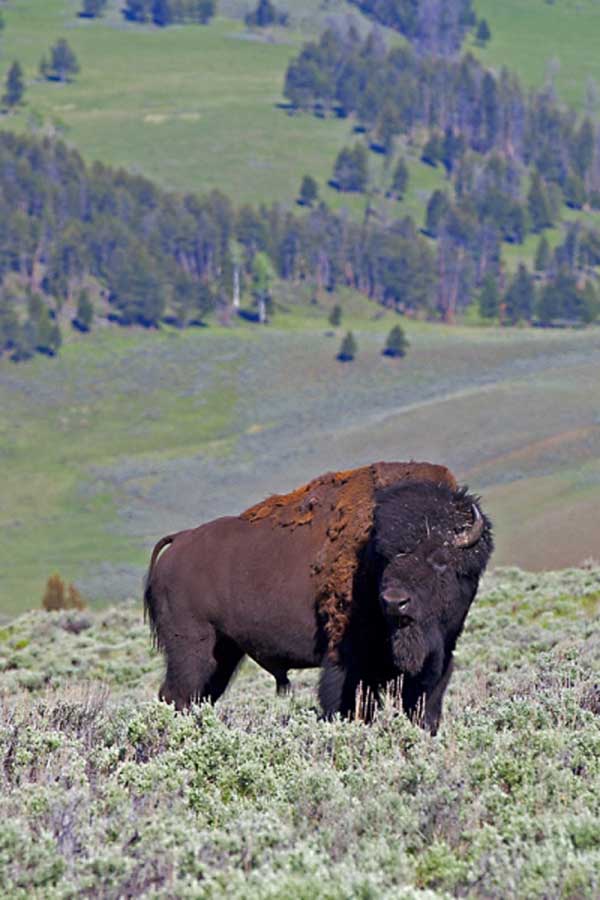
[454,504,484,549]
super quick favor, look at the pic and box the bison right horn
[454,504,484,549]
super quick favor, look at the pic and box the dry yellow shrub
[42,574,87,611]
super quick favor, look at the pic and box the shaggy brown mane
[241,461,457,653]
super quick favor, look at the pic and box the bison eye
[428,549,449,573]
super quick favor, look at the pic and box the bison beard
[144,462,493,733]
[390,624,428,676]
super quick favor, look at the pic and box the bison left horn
[453,504,484,548]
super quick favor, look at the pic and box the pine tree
[528,172,553,232]
[299,174,318,207]
[80,0,108,16]
[196,1,217,24]
[478,273,500,319]
[337,330,357,362]
[328,304,342,327]
[570,118,595,180]
[421,133,442,167]
[42,39,80,82]
[534,235,550,272]
[122,0,151,21]
[481,72,499,150]
[383,323,409,357]
[475,19,491,46]
[564,173,586,210]
[333,144,368,193]
[75,289,94,332]
[425,190,450,237]
[3,62,25,110]
[246,0,279,27]
[504,263,535,324]
[390,157,409,200]
[152,0,173,26]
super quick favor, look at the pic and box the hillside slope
[1,566,598,897]
[2,317,600,614]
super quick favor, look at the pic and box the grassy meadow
[473,0,600,114]
[1,0,598,227]
[0,565,598,896]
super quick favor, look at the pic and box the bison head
[372,481,493,675]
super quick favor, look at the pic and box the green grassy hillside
[0,0,384,207]
[1,0,596,219]
[473,0,600,114]
[1,303,599,616]
[1,566,598,897]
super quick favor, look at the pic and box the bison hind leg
[159,625,244,711]
[204,635,245,703]
[159,622,217,711]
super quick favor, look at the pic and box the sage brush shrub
[0,568,599,897]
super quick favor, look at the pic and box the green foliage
[503,263,535,324]
[564,172,586,210]
[26,293,62,356]
[328,303,342,327]
[528,171,554,232]
[536,268,597,325]
[251,251,275,323]
[478,273,500,319]
[534,234,550,272]
[332,144,369,193]
[337,329,357,361]
[476,18,491,45]
[75,290,94,333]
[421,132,442,167]
[0,568,598,897]
[79,0,108,17]
[425,189,450,237]
[390,156,409,199]
[245,0,287,28]
[383,323,409,357]
[122,0,216,25]
[349,0,476,56]
[40,39,80,83]
[298,174,318,207]
[0,132,443,358]
[2,62,25,110]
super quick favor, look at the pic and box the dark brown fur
[144,461,491,732]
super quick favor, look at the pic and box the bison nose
[382,590,411,617]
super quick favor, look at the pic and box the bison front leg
[401,655,454,735]
[423,656,454,736]
[319,658,376,721]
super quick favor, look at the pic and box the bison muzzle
[144,462,493,733]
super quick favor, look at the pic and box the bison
[144,461,493,733]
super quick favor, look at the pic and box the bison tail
[143,534,175,649]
